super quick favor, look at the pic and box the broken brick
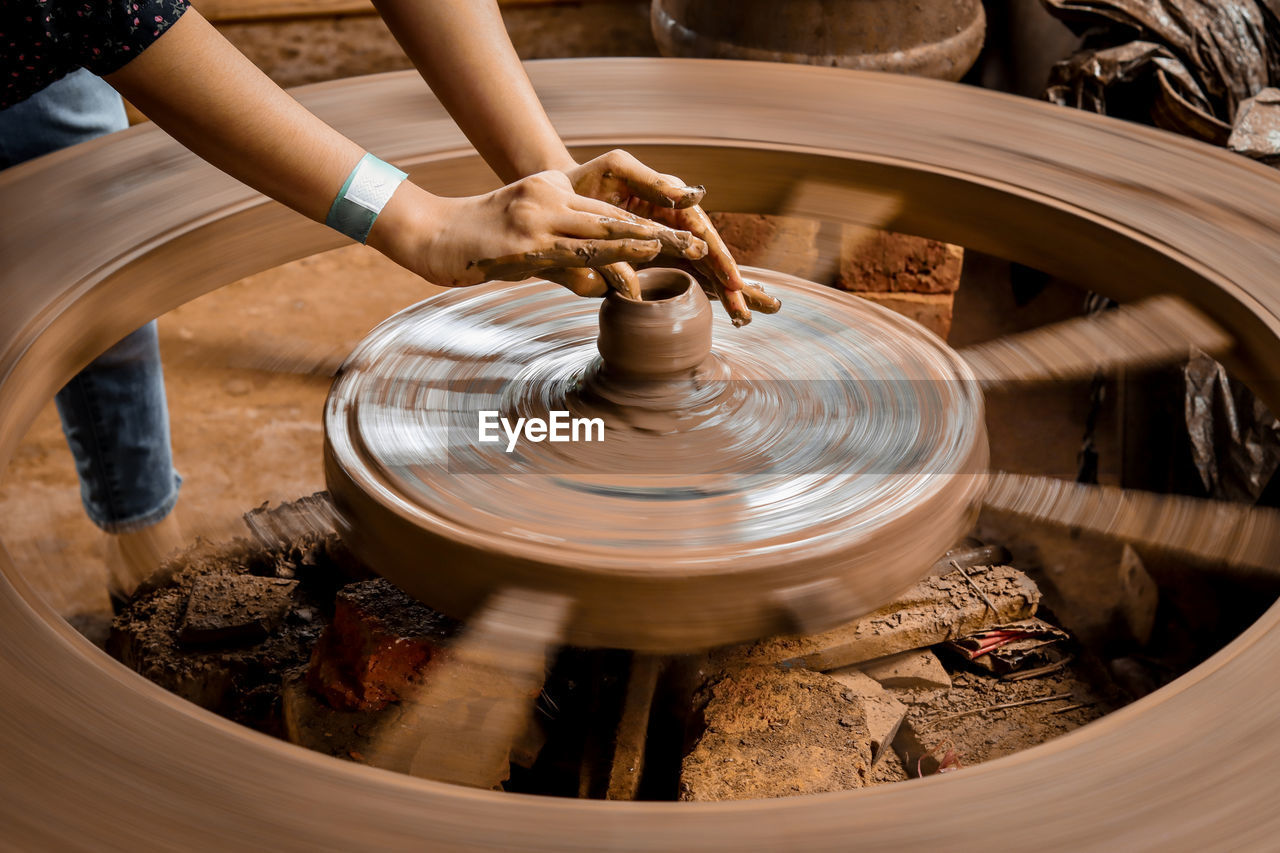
[835,228,963,294]
[730,565,1040,672]
[848,649,951,691]
[306,578,461,712]
[827,668,907,766]
[177,573,298,645]
[707,212,821,280]
[850,291,955,339]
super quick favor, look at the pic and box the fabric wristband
[325,153,408,244]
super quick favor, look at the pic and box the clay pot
[651,0,986,81]
[596,268,712,378]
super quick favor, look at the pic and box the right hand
[369,170,707,290]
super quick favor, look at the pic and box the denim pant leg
[0,70,181,532]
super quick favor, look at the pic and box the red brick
[708,212,821,279]
[836,228,963,294]
[852,291,955,340]
[306,578,460,711]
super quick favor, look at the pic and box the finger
[540,267,610,298]
[566,200,707,260]
[689,250,752,326]
[596,262,640,300]
[595,149,705,209]
[469,239,661,280]
[722,288,751,327]
[687,264,751,327]
[742,282,782,314]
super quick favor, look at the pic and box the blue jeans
[0,70,181,533]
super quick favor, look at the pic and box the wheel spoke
[364,587,570,788]
[983,471,1280,572]
[960,296,1230,388]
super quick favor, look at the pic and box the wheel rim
[1,59,1278,849]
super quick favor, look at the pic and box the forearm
[372,0,574,181]
[105,8,375,224]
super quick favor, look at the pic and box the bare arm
[374,0,779,322]
[370,0,572,182]
[105,8,703,288]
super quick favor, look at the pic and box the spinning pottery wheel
[325,267,988,651]
[6,59,1280,849]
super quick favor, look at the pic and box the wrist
[515,145,577,179]
[366,180,437,267]
[325,153,409,244]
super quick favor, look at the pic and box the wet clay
[324,266,989,651]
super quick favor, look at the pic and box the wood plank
[605,654,663,801]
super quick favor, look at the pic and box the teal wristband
[325,153,408,244]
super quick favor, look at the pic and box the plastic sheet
[1044,0,1278,148]
[1043,0,1280,499]
[1184,353,1280,501]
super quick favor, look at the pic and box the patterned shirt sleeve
[56,0,190,76]
[2,0,190,107]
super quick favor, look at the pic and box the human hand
[369,170,707,289]
[562,149,781,326]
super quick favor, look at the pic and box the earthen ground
[0,245,443,629]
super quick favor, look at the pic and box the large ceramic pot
[651,0,986,81]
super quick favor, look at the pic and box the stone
[731,565,1041,672]
[679,666,873,801]
[826,669,907,765]
[306,578,461,712]
[177,573,299,645]
[835,228,964,294]
[850,291,955,339]
[845,649,952,691]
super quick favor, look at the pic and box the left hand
[560,149,782,326]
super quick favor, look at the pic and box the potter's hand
[563,150,781,326]
[372,170,707,288]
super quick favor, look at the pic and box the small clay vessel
[596,268,712,379]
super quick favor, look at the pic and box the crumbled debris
[108,527,361,734]
[891,669,1119,773]
[680,665,873,801]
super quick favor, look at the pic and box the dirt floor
[0,245,445,629]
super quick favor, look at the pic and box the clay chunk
[679,666,873,802]
[177,573,299,645]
